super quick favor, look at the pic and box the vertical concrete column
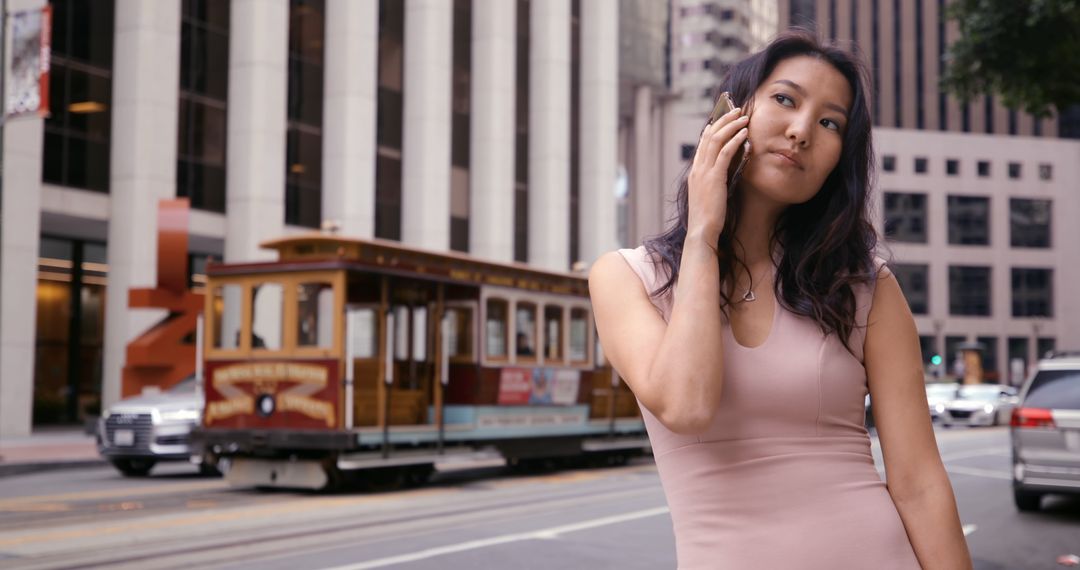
[578,0,618,265]
[468,0,516,262]
[0,0,46,437]
[226,0,288,262]
[323,0,378,238]
[528,0,571,271]
[630,84,655,248]
[101,0,182,409]
[401,0,453,250]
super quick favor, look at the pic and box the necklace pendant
[742,289,756,302]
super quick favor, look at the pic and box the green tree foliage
[941,0,1080,118]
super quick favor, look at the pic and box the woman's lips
[770,152,803,169]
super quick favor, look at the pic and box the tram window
[347,308,377,358]
[570,308,589,362]
[251,283,283,350]
[486,298,509,359]
[394,306,410,360]
[212,284,243,349]
[297,283,334,348]
[413,307,427,360]
[515,302,538,358]
[445,307,473,359]
[544,305,564,361]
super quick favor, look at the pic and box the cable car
[193,234,647,490]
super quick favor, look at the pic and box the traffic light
[930,353,944,378]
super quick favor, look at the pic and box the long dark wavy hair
[644,29,879,350]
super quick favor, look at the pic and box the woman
[589,30,972,569]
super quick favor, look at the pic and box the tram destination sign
[203,359,340,430]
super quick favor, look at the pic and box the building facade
[778,0,1080,381]
[0,0,626,437]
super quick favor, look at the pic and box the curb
[0,458,108,478]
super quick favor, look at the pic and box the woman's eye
[821,118,840,131]
[774,94,794,107]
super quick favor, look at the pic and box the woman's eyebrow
[770,79,849,118]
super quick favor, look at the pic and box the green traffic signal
[930,354,943,366]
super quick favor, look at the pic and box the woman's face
[738,55,853,205]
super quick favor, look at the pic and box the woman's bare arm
[865,271,973,569]
[589,234,727,434]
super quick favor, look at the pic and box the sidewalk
[0,428,105,478]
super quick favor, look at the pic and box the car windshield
[926,385,958,397]
[957,386,1003,401]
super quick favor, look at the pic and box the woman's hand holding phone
[687,97,749,245]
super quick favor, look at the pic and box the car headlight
[983,404,994,414]
[157,409,200,423]
[935,403,946,413]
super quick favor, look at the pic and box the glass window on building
[946,158,959,175]
[1008,162,1022,179]
[945,335,966,377]
[513,0,531,262]
[977,336,998,377]
[485,298,508,359]
[949,266,991,316]
[1007,337,1029,385]
[43,0,116,193]
[1009,198,1051,248]
[890,263,929,314]
[285,0,325,229]
[35,238,108,425]
[918,335,936,367]
[914,157,928,173]
[450,0,473,252]
[882,154,896,172]
[947,195,990,245]
[544,305,564,362]
[177,0,229,212]
[296,282,333,348]
[1038,163,1053,181]
[883,192,928,243]
[1011,268,1053,317]
[977,160,991,177]
[1037,337,1056,360]
[376,0,405,240]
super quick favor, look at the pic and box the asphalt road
[0,426,1076,569]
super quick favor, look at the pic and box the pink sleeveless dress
[617,246,920,569]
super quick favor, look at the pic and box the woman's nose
[785,117,812,148]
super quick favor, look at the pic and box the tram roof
[205,233,591,296]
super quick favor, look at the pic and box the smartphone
[708,92,751,187]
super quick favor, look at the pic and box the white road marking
[939,447,1010,462]
[326,506,671,570]
[946,466,1012,480]
[962,524,977,536]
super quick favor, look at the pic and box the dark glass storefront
[35,237,107,425]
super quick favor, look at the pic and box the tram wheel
[404,464,434,487]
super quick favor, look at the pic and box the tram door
[387,284,436,426]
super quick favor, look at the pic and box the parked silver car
[939,384,1018,427]
[1011,352,1080,511]
[96,376,215,477]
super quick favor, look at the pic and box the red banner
[6,6,51,119]
[203,360,340,430]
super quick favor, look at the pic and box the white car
[96,376,216,476]
[940,384,1019,428]
[926,383,960,422]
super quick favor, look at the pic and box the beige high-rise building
[778,0,1073,138]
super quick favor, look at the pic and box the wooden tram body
[192,235,647,489]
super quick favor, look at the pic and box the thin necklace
[739,266,773,303]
